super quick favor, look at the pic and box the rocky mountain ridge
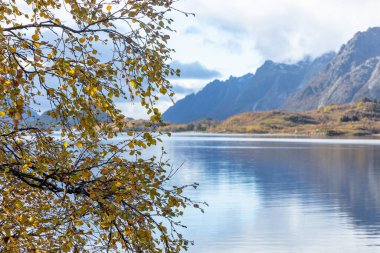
[163,27,380,124]
[163,53,334,123]
[284,27,380,111]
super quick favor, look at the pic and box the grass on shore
[122,100,380,137]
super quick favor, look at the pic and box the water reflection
[158,135,380,253]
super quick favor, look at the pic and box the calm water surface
[155,134,380,253]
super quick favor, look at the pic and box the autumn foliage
[0,0,200,252]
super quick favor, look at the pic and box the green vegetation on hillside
[125,100,380,136]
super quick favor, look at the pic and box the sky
[16,0,380,118]
[163,0,380,111]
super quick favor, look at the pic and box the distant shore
[151,101,380,138]
[167,131,380,139]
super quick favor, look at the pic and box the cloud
[170,60,221,79]
[116,96,186,120]
[169,0,380,77]
[185,26,202,35]
[171,84,197,95]
[224,39,243,55]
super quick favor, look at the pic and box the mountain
[0,107,39,125]
[163,53,334,123]
[164,27,380,123]
[283,27,380,111]
[163,74,253,123]
[19,109,112,130]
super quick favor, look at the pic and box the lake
[156,134,380,253]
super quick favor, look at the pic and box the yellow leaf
[19,215,28,223]
[106,5,112,11]
[47,88,55,96]
[63,142,68,148]
[101,222,109,229]
[130,80,138,89]
[0,111,5,118]
[76,142,83,148]
[21,164,29,173]
[79,37,86,43]
[82,170,92,180]
[32,33,39,41]
[159,87,167,94]
[61,243,70,252]
[128,142,134,149]
[68,69,75,75]
[74,220,84,226]
[123,228,132,236]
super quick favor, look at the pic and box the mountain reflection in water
[155,134,380,253]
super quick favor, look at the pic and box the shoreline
[168,131,380,139]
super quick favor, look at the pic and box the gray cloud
[176,0,380,66]
[170,60,221,79]
[197,7,328,62]
[184,26,202,35]
[202,38,243,55]
[199,15,246,36]
[203,38,217,46]
[171,84,196,94]
[225,39,243,54]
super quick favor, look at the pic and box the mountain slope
[283,27,380,111]
[163,74,253,123]
[163,53,333,123]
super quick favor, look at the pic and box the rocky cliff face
[283,27,380,111]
